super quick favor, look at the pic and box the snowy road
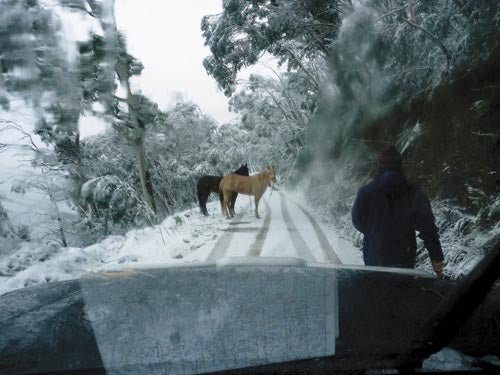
[205,190,351,264]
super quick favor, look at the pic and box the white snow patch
[0,200,230,296]
[422,347,479,371]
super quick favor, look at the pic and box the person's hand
[432,260,444,278]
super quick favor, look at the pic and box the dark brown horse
[196,164,249,216]
[219,166,276,219]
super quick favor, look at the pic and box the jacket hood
[373,169,408,192]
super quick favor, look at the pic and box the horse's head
[266,165,276,186]
[234,163,249,176]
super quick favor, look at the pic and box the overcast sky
[3,1,275,139]
[115,0,232,124]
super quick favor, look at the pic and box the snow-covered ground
[1,188,499,371]
[0,189,363,296]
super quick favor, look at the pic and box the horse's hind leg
[220,190,226,216]
[230,192,238,215]
[220,190,229,218]
[223,191,234,219]
[228,194,235,218]
[219,189,225,216]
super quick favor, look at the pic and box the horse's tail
[197,184,203,209]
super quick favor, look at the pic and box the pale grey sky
[115,0,232,123]
[68,1,275,138]
[114,1,276,124]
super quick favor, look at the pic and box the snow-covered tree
[201,0,350,96]
[229,72,317,162]
[72,0,158,215]
[80,95,239,225]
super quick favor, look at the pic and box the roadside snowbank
[0,201,232,296]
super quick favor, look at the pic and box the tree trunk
[122,90,156,215]
[48,190,68,247]
[100,0,157,215]
[75,131,85,197]
[134,134,157,214]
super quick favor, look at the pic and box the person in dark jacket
[352,146,444,277]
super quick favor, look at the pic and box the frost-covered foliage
[78,134,150,242]
[371,0,500,94]
[80,175,148,235]
[202,0,348,96]
[151,100,240,207]
[229,70,320,181]
[425,198,500,279]
[0,200,19,254]
[300,0,500,180]
[148,99,218,211]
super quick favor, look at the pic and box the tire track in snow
[247,200,271,257]
[205,209,247,261]
[279,192,341,264]
[280,194,317,262]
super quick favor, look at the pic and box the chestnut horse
[219,166,276,219]
[196,164,249,216]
